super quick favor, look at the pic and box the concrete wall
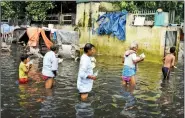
[76,2,100,27]
[78,26,180,63]
[75,2,181,63]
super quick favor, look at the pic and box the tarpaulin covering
[96,11,127,40]
[27,27,53,49]
[56,30,80,58]
[56,30,79,45]
[58,44,76,58]
[27,27,41,47]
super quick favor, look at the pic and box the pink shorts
[122,76,131,82]
[42,75,52,81]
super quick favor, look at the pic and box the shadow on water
[1,44,184,118]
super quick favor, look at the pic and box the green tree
[1,1,54,22]
[1,1,26,20]
[25,1,54,21]
[119,1,184,23]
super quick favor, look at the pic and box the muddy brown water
[1,44,184,118]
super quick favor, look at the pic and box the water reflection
[40,89,56,118]
[75,101,94,118]
[119,85,136,117]
[18,84,30,108]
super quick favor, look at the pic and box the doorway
[164,31,177,56]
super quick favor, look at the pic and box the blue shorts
[162,67,170,80]
[122,65,136,77]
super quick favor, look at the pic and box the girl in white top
[122,42,144,85]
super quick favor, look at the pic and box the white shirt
[77,54,94,93]
[124,53,137,68]
[42,51,58,77]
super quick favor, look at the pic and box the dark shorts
[42,75,53,81]
[162,67,170,80]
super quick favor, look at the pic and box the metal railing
[131,10,156,26]
[44,13,76,25]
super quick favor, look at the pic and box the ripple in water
[1,44,184,118]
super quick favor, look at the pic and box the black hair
[170,47,176,53]
[84,43,95,53]
[20,54,29,62]
[50,45,58,51]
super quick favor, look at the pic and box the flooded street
[1,44,184,118]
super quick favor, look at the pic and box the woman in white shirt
[42,45,58,89]
[77,43,96,101]
[122,42,144,86]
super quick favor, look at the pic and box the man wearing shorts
[42,45,58,89]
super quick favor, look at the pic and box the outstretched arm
[171,56,175,68]
[132,54,144,63]
[133,57,144,63]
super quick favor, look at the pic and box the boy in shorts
[19,54,32,84]
[162,47,176,80]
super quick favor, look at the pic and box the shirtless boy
[162,47,176,80]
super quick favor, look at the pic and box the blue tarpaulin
[96,11,127,40]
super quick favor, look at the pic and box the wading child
[77,43,96,101]
[162,47,176,80]
[122,42,144,86]
[42,45,58,89]
[19,54,32,84]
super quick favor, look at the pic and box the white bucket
[48,24,54,29]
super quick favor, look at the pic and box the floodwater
[1,44,184,118]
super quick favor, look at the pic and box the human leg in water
[130,76,136,86]
[45,78,54,89]
[80,93,88,101]
[122,78,126,85]
[122,76,132,85]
